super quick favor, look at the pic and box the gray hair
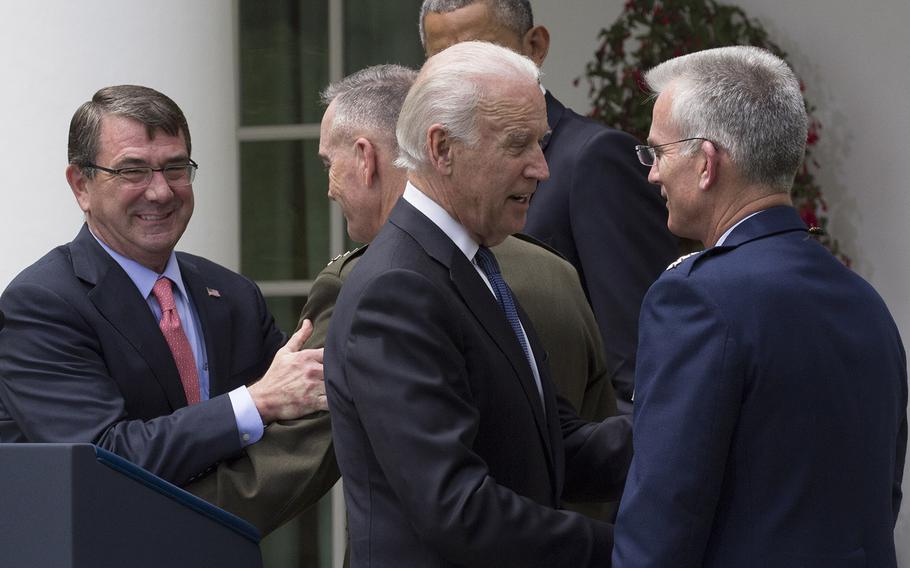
[418,0,533,48]
[395,40,540,172]
[321,64,418,149]
[68,85,191,177]
[645,46,808,192]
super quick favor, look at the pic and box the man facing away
[612,46,907,567]
[188,62,620,531]
[325,41,632,567]
[420,0,680,413]
[0,85,327,486]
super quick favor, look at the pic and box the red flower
[806,122,820,146]
[799,203,819,228]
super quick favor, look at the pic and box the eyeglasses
[86,159,199,188]
[634,138,711,167]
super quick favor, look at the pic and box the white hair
[645,46,808,192]
[395,40,540,172]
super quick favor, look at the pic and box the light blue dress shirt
[90,231,263,446]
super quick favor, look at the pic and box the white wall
[0,0,239,289]
[538,0,910,562]
[536,0,625,113]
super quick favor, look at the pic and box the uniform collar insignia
[327,247,363,267]
[666,251,701,271]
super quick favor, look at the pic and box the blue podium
[0,443,262,568]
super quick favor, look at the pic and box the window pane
[343,0,425,73]
[240,140,330,281]
[239,0,329,126]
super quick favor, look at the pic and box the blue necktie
[474,246,534,372]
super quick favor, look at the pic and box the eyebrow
[505,130,533,145]
[113,154,190,167]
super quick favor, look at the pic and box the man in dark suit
[612,46,908,567]
[420,0,679,412]
[325,42,631,567]
[187,63,620,532]
[0,85,328,486]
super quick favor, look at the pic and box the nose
[143,170,175,201]
[528,145,550,181]
[647,163,660,185]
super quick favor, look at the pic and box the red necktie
[152,277,201,405]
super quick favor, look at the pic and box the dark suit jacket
[325,199,631,567]
[185,234,621,534]
[613,207,908,567]
[525,92,678,410]
[0,224,285,485]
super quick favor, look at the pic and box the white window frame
[233,0,347,565]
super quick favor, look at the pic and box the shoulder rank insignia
[326,246,364,267]
[666,251,701,271]
[326,251,348,267]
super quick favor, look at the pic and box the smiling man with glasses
[0,85,334,488]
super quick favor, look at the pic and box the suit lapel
[70,225,187,409]
[389,201,554,459]
[451,256,550,425]
[520,303,563,501]
[179,254,232,396]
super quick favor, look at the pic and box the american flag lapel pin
[206,287,221,298]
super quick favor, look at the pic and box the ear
[522,25,550,67]
[353,137,378,188]
[66,164,92,213]
[426,124,454,175]
[699,140,720,191]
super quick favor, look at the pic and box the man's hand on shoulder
[247,319,328,423]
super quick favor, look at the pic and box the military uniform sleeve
[184,267,345,534]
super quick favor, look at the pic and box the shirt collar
[715,211,762,247]
[402,181,479,261]
[89,227,188,301]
